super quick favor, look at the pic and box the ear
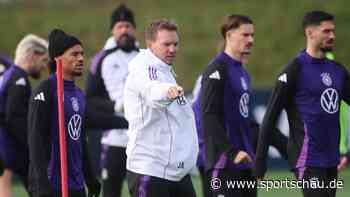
[111,28,115,36]
[225,31,231,40]
[54,56,61,64]
[305,27,313,39]
[146,39,153,48]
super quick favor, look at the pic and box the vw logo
[320,88,338,114]
[68,114,82,140]
[239,93,249,118]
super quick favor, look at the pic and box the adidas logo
[278,73,287,83]
[209,70,220,80]
[34,92,45,101]
[15,78,26,86]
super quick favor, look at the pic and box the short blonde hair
[145,19,178,41]
[14,34,48,65]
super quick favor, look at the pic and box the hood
[104,36,140,50]
[103,37,116,50]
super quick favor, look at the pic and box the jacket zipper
[163,109,173,178]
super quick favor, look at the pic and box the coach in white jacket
[124,19,198,197]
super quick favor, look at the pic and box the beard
[320,46,333,53]
[72,63,84,77]
[117,33,137,53]
[29,66,41,79]
[72,71,83,76]
[242,51,251,55]
[30,72,41,79]
[320,39,334,53]
[242,46,252,55]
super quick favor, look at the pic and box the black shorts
[294,166,338,197]
[127,171,196,197]
[208,168,257,197]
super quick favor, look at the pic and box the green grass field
[12,168,350,197]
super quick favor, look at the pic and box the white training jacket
[124,49,199,181]
[100,37,139,147]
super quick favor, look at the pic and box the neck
[62,72,75,81]
[224,47,242,63]
[148,48,171,66]
[306,43,325,59]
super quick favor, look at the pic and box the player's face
[61,45,84,77]
[226,24,254,57]
[112,21,135,41]
[148,30,179,65]
[29,52,49,79]
[313,20,335,52]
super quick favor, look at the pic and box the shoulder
[98,47,119,73]
[30,79,51,102]
[3,70,30,98]
[8,74,29,88]
[281,57,301,75]
[127,65,157,83]
[332,60,348,74]
[33,79,51,93]
[101,49,118,69]
[202,59,227,82]
[128,50,147,67]
[276,57,302,84]
[74,87,86,106]
[89,50,105,74]
[101,47,119,62]
[128,53,152,77]
[75,86,86,98]
[3,67,25,84]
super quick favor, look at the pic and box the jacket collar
[217,52,242,67]
[104,37,116,50]
[298,49,329,64]
[144,49,172,73]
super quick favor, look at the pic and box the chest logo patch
[278,73,287,83]
[15,78,26,86]
[209,70,220,80]
[320,88,338,114]
[148,66,158,80]
[68,114,82,140]
[71,97,79,112]
[239,93,249,118]
[176,95,187,105]
[241,77,248,91]
[321,73,332,87]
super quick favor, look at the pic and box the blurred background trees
[1,0,349,89]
